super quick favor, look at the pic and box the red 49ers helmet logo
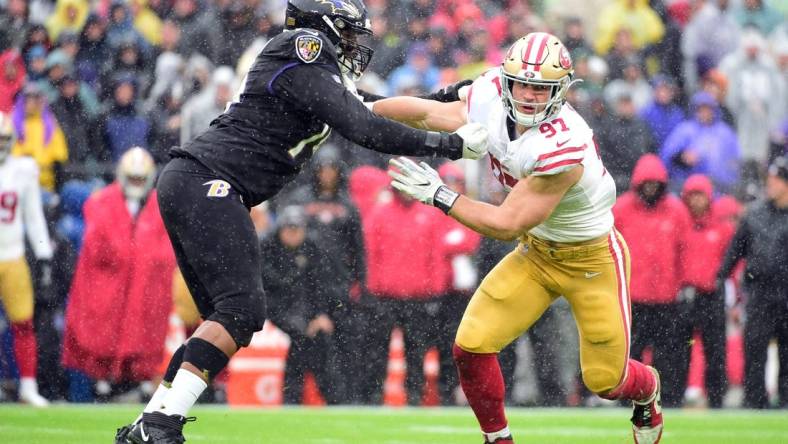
[558,46,572,70]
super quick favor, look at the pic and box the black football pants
[157,157,266,347]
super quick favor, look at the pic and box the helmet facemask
[501,71,571,127]
[322,15,373,81]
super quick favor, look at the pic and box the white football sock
[156,369,207,417]
[484,426,511,442]
[143,383,171,413]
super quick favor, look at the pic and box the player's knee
[582,366,621,395]
[455,323,502,354]
[183,338,230,381]
[455,317,486,353]
[211,294,266,348]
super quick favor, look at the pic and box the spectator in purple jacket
[639,74,685,149]
[661,91,741,194]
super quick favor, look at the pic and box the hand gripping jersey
[0,156,52,261]
[467,69,617,242]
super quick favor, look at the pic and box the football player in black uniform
[115,0,488,442]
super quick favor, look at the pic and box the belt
[524,232,610,261]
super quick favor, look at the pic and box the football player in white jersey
[372,33,663,444]
[0,111,52,407]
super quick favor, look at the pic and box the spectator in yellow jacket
[594,0,665,55]
[11,84,68,192]
[45,0,89,42]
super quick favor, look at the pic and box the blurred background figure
[675,174,735,408]
[180,65,236,145]
[61,147,175,402]
[10,83,68,193]
[719,28,786,166]
[716,156,788,409]
[360,183,445,405]
[283,146,366,404]
[661,91,741,194]
[261,205,341,404]
[614,154,692,407]
[0,111,53,407]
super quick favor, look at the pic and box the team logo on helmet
[558,46,572,70]
[318,0,361,18]
[295,35,323,63]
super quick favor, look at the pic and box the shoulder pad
[263,29,339,66]
[466,69,502,124]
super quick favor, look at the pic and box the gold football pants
[0,257,34,323]
[456,230,632,394]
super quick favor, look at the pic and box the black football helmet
[285,0,374,80]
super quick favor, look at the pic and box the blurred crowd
[0,0,787,409]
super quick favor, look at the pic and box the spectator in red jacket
[360,187,446,405]
[433,162,482,405]
[673,174,736,408]
[613,153,692,407]
[61,147,176,401]
[348,165,391,220]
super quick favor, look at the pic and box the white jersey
[0,156,53,261]
[466,69,617,242]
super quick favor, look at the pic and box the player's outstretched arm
[389,157,583,241]
[274,65,484,159]
[369,97,467,132]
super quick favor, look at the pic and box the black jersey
[173,28,463,207]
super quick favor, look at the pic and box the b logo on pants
[203,180,231,197]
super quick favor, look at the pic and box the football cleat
[114,423,135,444]
[125,412,195,444]
[631,366,663,444]
[484,436,514,443]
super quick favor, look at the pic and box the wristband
[433,185,460,214]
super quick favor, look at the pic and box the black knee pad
[183,338,230,381]
[208,306,265,348]
[163,344,187,384]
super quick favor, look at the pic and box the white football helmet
[117,146,156,200]
[501,32,576,126]
[0,112,15,164]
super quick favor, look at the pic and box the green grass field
[1,404,787,444]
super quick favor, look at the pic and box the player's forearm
[372,97,464,132]
[448,196,539,242]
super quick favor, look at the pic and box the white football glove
[458,85,471,102]
[454,122,489,160]
[388,157,460,213]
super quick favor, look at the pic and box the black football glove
[421,79,474,103]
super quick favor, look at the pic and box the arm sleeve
[357,89,386,103]
[273,64,464,160]
[22,165,53,260]
[717,216,750,281]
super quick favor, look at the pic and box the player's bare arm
[449,166,583,241]
[389,157,583,241]
[371,96,468,132]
